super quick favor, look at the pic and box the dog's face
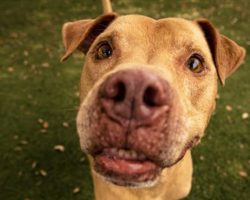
[62,14,245,187]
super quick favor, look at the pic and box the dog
[61,0,245,199]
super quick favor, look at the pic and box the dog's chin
[93,154,162,188]
[93,168,161,188]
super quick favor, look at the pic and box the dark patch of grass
[0,0,249,199]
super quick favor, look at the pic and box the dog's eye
[187,55,205,73]
[96,43,113,60]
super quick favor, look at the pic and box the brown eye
[96,43,113,60]
[187,55,205,73]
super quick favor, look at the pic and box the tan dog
[61,0,245,199]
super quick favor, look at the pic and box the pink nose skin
[99,69,170,125]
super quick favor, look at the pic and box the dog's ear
[196,19,245,85]
[61,13,117,62]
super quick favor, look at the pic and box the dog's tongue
[95,155,157,175]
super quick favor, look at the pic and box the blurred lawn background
[0,0,249,199]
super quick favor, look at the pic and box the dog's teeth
[124,151,131,159]
[125,151,131,158]
[118,149,125,157]
[110,148,118,154]
[130,150,138,159]
[102,148,147,160]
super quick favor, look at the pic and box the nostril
[143,86,159,107]
[104,79,126,102]
[112,82,126,102]
[143,83,167,107]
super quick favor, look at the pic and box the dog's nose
[99,69,169,122]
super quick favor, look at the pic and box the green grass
[0,0,249,199]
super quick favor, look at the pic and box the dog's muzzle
[78,68,194,187]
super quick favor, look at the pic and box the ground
[0,0,249,199]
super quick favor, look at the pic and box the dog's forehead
[108,15,206,44]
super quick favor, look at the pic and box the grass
[0,0,249,199]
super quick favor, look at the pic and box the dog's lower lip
[95,154,158,175]
[93,148,162,184]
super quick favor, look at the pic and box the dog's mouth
[93,148,162,187]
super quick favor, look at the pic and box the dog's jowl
[61,1,245,199]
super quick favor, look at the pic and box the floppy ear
[196,19,246,85]
[61,13,118,62]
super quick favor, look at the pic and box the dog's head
[62,13,245,187]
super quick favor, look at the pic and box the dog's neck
[91,150,192,200]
